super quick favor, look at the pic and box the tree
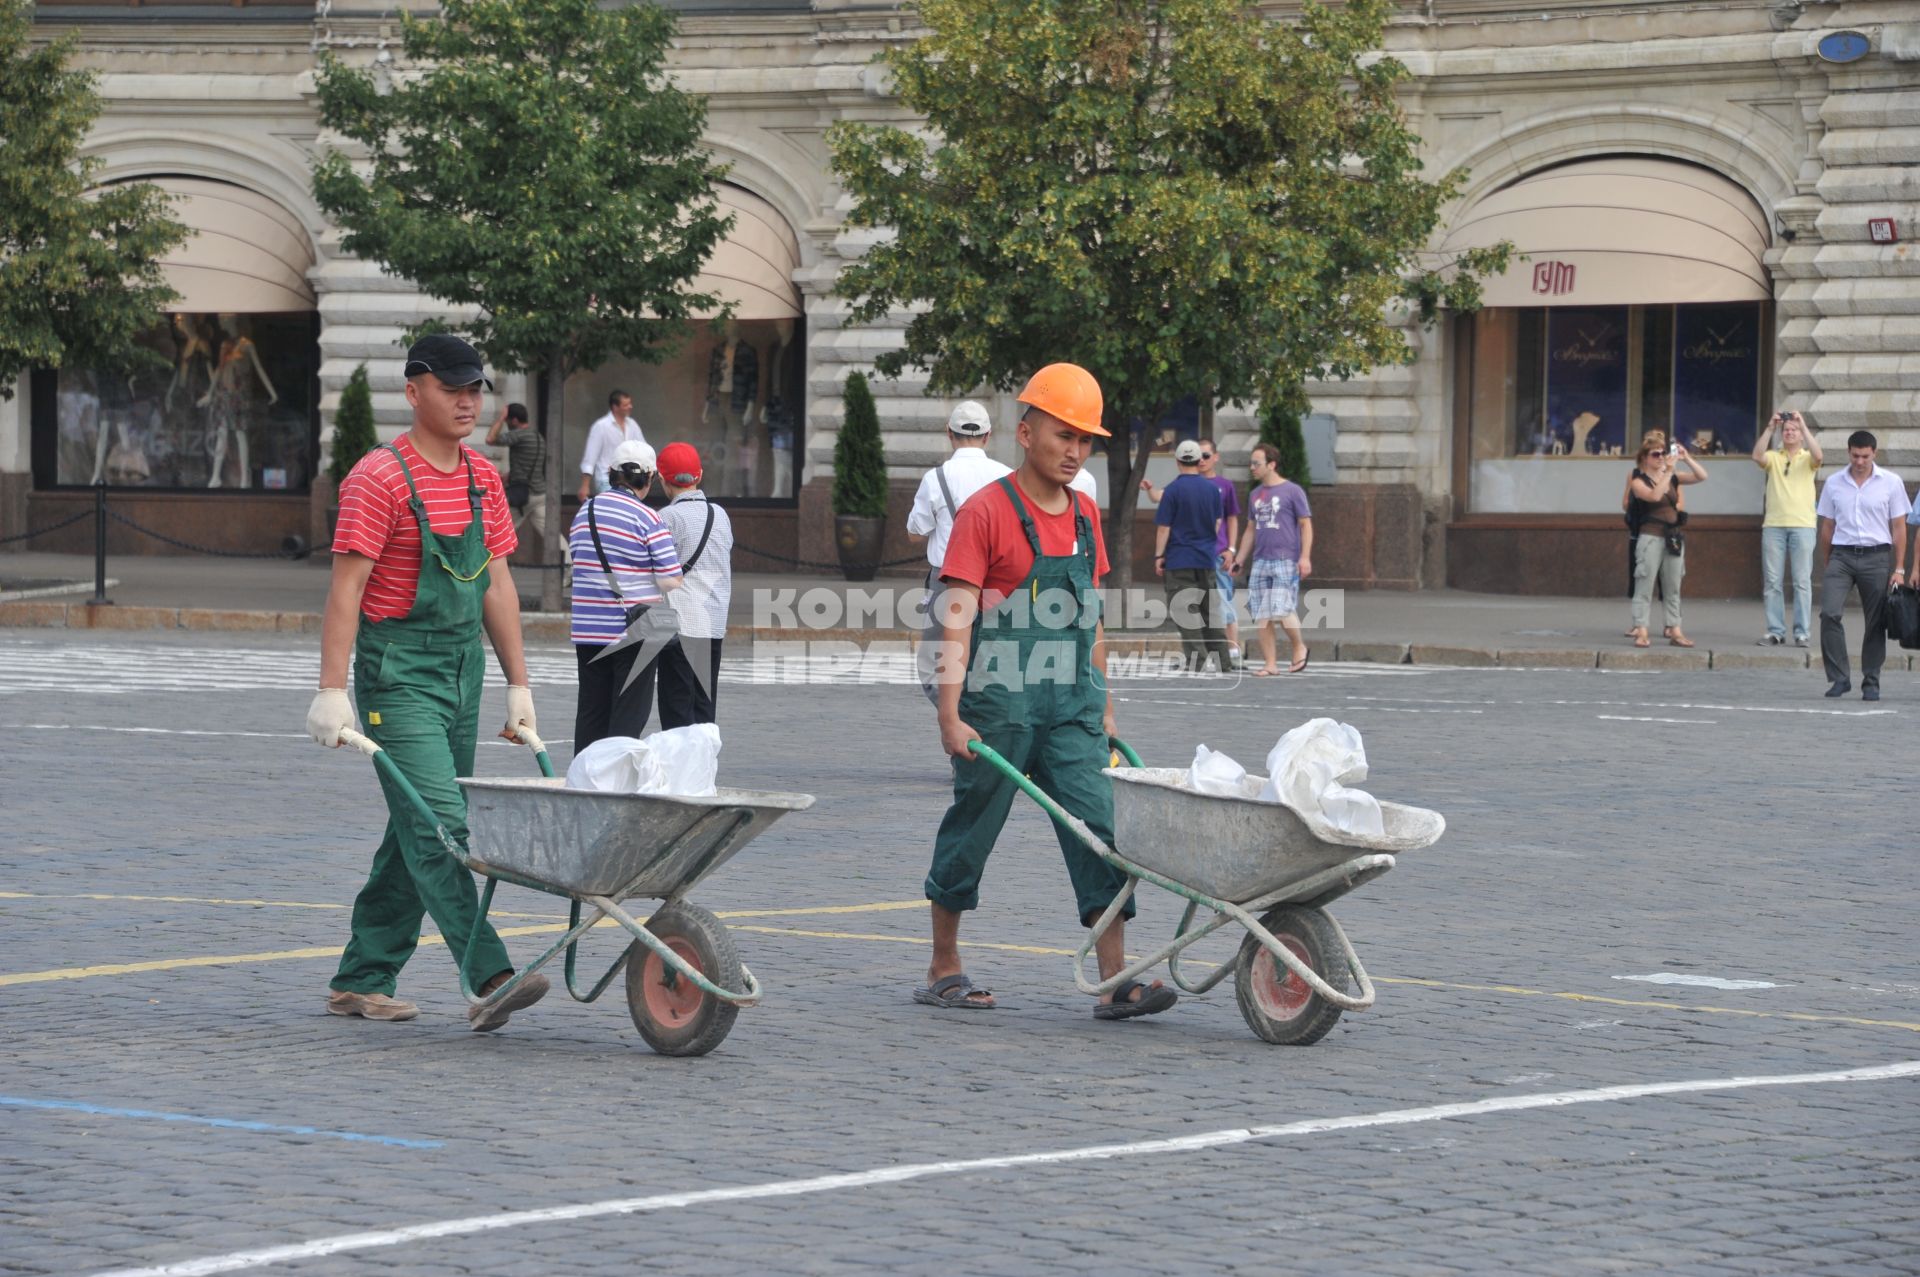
[328,363,377,484]
[1258,382,1312,489]
[833,371,888,517]
[829,0,1508,589]
[313,0,732,608]
[0,0,185,395]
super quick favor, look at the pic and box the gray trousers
[1165,566,1230,669]
[1821,544,1891,688]
[1630,534,1684,631]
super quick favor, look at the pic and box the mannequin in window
[702,319,759,496]
[763,318,796,497]
[198,314,277,489]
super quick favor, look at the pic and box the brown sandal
[1669,633,1695,648]
[1630,628,1650,648]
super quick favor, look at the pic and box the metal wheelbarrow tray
[971,739,1442,1046]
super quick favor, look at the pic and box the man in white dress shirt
[577,389,647,502]
[1816,430,1910,701]
[907,401,1012,703]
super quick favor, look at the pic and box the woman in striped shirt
[568,440,683,750]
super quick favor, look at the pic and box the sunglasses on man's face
[1200,452,1215,461]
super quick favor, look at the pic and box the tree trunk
[1103,400,1167,602]
[539,351,568,615]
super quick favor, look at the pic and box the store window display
[567,316,802,502]
[41,311,317,491]
[1461,301,1768,515]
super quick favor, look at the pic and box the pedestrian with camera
[1625,430,1708,648]
[1751,410,1822,647]
[1816,430,1908,700]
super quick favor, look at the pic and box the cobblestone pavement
[2,631,1916,1277]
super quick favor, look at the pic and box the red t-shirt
[333,436,518,622]
[940,476,1110,600]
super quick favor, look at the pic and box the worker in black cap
[305,333,550,1031]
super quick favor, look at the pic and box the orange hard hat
[1016,363,1108,437]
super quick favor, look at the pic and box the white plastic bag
[1184,744,1252,797]
[564,724,721,797]
[1257,718,1384,838]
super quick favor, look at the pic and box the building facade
[3,0,1914,594]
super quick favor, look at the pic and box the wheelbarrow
[969,738,1443,1045]
[338,726,814,1056]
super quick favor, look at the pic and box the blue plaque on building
[1817,31,1871,64]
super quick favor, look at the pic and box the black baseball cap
[403,334,493,390]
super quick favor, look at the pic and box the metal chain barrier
[106,508,304,560]
[0,508,94,547]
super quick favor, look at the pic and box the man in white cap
[907,400,1012,703]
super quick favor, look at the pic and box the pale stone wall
[7,0,1915,573]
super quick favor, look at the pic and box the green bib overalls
[330,444,515,996]
[925,477,1133,926]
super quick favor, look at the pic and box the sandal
[1629,628,1650,648]
[1093,979,1178,1021]
[1251,667,1279,678]
[1669,633,1695,648]
[1288,647,1311,674]
[913,973,997,1009]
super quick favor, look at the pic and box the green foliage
[833,372,889,518]
[828,0,1508,574]
[328,364,378,484]
[0,0,185,394]
[312,0,732,381]
[1258,383,1312,489]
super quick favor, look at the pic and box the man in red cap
[655,441,732,725]
[917,362,1175,1022]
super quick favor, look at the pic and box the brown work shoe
[467,972,551,1033]
[326,990,420,1022]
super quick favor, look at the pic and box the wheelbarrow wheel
[1233,905,1348,1046]
[625,901,742,1057]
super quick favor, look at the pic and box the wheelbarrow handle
[338,727,444,836]
[507,724,557,779]
[1109,736,1144,768]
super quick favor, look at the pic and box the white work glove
[502,685,537,744]
[307,688,354,748]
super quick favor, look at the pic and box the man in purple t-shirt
[1234,442,1313,675]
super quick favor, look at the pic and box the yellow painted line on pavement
[0,901,925,988]
[736,924,1920,1036]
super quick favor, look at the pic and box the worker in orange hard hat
[914,361,1177,1023]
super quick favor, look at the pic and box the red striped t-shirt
[334,436,519,622]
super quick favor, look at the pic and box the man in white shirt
[1816,430,1910,701]
[907,401,1012,703]
[578,389,647,502]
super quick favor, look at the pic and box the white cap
[1174,439,1204,463]
[947,401,992,436]
[611,440,657,474]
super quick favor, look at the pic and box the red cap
[657,442,703,487]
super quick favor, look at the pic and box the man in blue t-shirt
[1153,439,1229,671]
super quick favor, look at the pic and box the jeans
[1215,564,1237,628]
[1761,525,1816,640]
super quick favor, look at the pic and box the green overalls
[330,444,515,997]
[926,477,1134,927]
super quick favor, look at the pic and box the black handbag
[587,494,649,627]
[1887,584,1920,650]
[504,479,531,509]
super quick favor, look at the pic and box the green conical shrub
[833,370,889,517]
[328,363,378,483]
[1258,383,1313,489]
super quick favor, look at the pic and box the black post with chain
[90,483,112,607]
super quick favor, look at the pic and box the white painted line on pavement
[0,723,567,748]
[87,1059,1920,1277]
[1595,714,1716,725]
[1616,974,1782,990]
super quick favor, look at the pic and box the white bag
[1184,744,1254,798]
[1257,718,1384,838]
[564,724,721,797]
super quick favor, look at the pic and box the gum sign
[750,586,1346,632]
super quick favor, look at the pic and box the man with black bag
[567,441,683,749]
[1816,431,1909,701]
[656,441,732,726]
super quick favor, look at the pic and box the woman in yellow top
[1750,411,1823,647]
